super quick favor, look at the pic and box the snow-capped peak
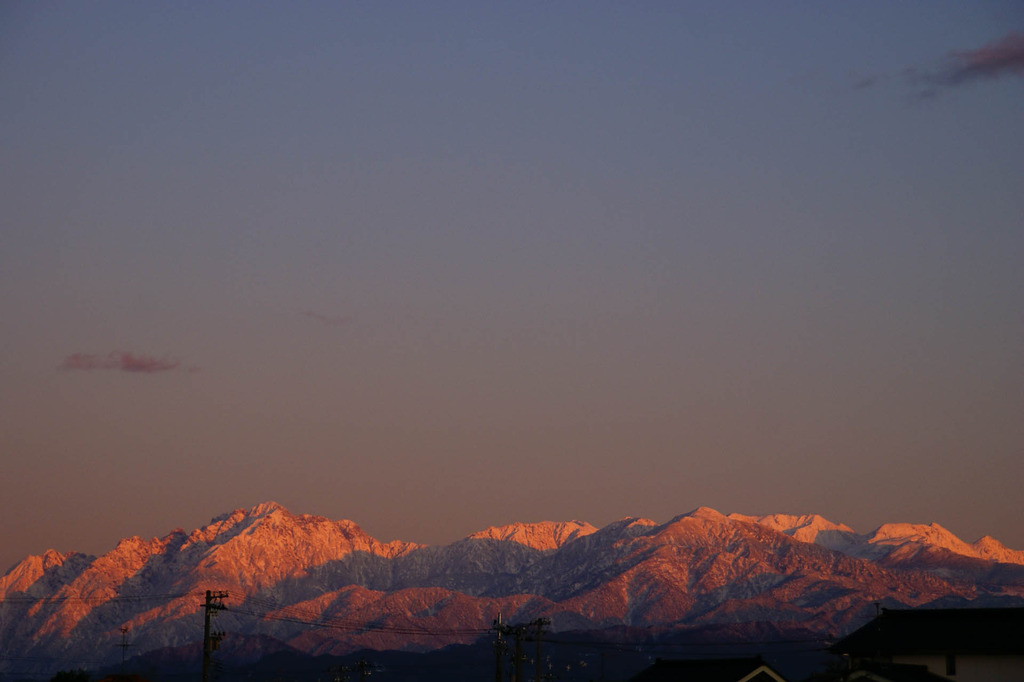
[207,501,289,528]
[249,500,288,516]
[686,506,728,520]
[729,513,852,534]
[867,522,964,551]
[0,549,73,593]
[972,536,1024,564]
[467,520,598,550]
[729,512,857,543]
[863,522,1024,565]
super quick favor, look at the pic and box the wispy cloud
[851,73,888,91]
[940,32,1024,85]
[59,351,184,374]
[856,31,1024,99]
[300,310,350,327]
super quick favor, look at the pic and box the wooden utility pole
[202,590,228,682]
[532,618,550,682]
[513,625,524,682]
[493,618,550,682]
[118,625,131,674]
[493,615,506,682]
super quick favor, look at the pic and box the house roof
[832,607,1024,656]
[628,656,789,682]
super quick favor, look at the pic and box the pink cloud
[59,351,183,374]
[946,32,1024,83]
[859,32,1024,99]
[902,32,1024,98]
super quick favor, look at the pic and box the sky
[1,2,1022,573]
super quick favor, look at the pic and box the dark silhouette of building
[830,607,1024,681]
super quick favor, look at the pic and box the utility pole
[202,590,228,682]
[118,625,131,674]
[493,614,506,682]
[513,625,524,682]
[531,618,550,682]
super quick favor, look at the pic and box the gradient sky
[2,2,1023,572]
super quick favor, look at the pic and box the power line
[541,634,833,652]
[0,591,198,605]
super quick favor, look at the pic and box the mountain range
[2,502,1023,678]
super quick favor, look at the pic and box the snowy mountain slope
[728,513,1024,566]
[863,522,1024,565]
[466,520,598,550]
[727,513,862,554]
[2,502,1022,677]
